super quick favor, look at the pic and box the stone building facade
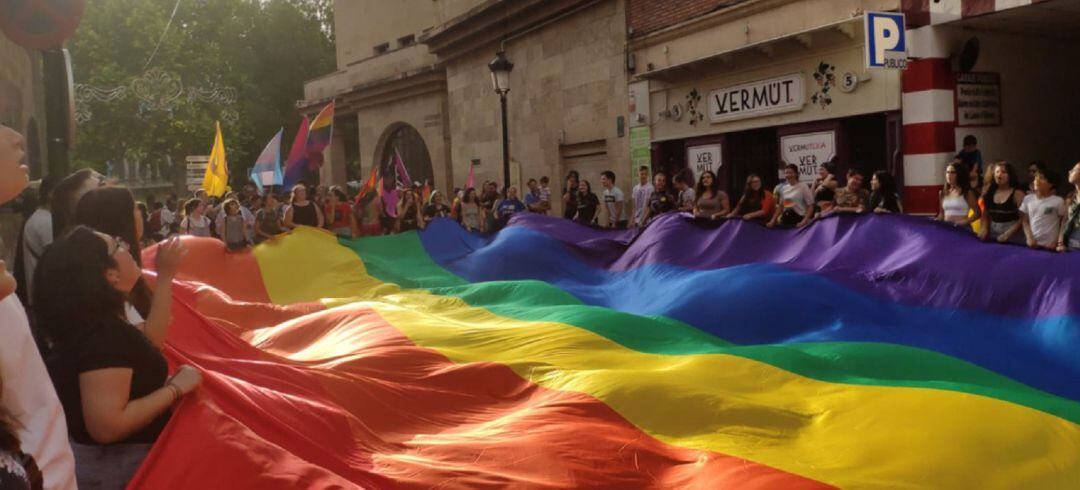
[303,0,631,218]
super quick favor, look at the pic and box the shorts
[613,220,628,229]
[779,209,803,227]
[380,216,396,231]
[988,220,1024,244]
[1069,230,1080,251]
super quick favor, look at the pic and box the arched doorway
[376,123,433,189]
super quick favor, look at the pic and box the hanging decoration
[74,68,238,123]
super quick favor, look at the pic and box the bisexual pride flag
[132,213,1080,488]
[282,115,310,189]
[249,128,283,193]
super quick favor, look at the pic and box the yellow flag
[201,121,229,197]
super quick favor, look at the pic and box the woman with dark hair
[732,173,775,221]
[75,186,154,321]
[324,187,356,238]
[50,168,108,238]
[399,188,426,232]
[34,228,201,488]
[179,198,212,237]
[769,164,814,228]
[284,184,324,229]
[937,162,981,228]
[561,173,580,220]
[573,180,600,225]
[1058,162,1080,252]
[459,188,484,233]
[868,171,903,214]
[692,170,730,220]
[978,162,1025,243]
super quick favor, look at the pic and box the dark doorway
[378,124,434,188]
[842,114,888,179]
[727,127,779,203]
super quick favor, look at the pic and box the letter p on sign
[864,12,907,69]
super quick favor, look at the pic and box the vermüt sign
[707,73,805,124]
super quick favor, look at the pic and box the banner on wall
[687,145,722,180]
[780,131,835,184]
[956,72,1001,127]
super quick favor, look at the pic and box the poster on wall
[956,72,1001,127]
[687,145,722,180]
[780,131,835,184]
[629,126,651,174]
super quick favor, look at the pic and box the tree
[69,0,335,192]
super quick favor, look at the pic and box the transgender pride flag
[249,128,283,193]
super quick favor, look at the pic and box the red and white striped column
[900,27,956,215]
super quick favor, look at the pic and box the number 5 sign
[864,12,907,70]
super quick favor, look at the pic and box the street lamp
[489,51,513,196]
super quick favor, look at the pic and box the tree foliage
[70,0,335,190]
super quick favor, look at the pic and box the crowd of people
[2,122,1080,489]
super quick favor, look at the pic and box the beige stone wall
[356,90,451,192]
[333,0,439,69]
[305,44,438,101]
[432,0,490,25]
[444,0,630,215]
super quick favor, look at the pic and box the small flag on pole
[355,164,379,203]
[392,148,412,189]
[283,116,310,189]
[201,121,229,197]
[465,162,475,189]
[250,128,283,193]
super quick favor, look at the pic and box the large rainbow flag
[133,213,1080,488]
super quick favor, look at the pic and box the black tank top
[292,201,319,227]
[985,191,1020,223]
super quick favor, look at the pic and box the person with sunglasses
[34,229,201,488]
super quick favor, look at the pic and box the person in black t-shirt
[640,171,676,226]
[573,180,600,225]
[423,191,452,227]
[34,227,202,488]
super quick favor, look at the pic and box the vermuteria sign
[708,73,805,124]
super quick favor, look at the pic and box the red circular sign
[0,0,84,50]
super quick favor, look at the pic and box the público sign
[707,73,805,124]
[865,11,907,69]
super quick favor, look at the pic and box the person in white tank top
[937,162,981,229]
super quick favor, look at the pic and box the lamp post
[488,51,513,197]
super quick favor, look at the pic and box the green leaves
[70,0,334,188]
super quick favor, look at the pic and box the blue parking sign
[865,12,907,69]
